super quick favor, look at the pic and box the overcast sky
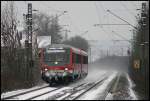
[1,1,146,59]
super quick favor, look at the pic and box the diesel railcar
[39,44,88,84]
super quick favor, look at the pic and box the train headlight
[55,61,58,64]
[65,68,68,71]
[44,68,48,71]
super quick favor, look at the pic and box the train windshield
[44,49,70,66]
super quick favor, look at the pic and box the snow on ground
[69,63,108,87]
[1,63,111,100]
[78,71,117,100]
[14,87,57,100]
[126,73,137,100]
[32,87,70,100]
[105,93,113,100]
[106,72,138,100]
[1,83,49,99]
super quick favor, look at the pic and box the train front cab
[39,47,88,84]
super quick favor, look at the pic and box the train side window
[75,54,78,63]
[86,56,88,64]
[83,56,88,64]
[78,54,81,63]
[72,53,75,63]
[77,54,79,63]
[75,54,80,64]
[83,56,85,64]
[74,53,82,64]
[72,53,74,63]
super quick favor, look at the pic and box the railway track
[1,84,49,100]
[2,73,116,100]
[1,82,87,100]
[62,76,108,100]
[59,72,117,100]
[39,74,109,100]
[2,86,63,100]
[29,83,87,100]
[100,72,120,100]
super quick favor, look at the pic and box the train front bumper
[42,70,70,82]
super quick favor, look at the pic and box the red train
[39,44,88,84]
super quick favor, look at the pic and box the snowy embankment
[106,72,138,100]
[78,71,117,100]
[126,73,137,100]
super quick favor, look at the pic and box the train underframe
[41,71,87,85]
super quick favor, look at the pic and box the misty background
[1,1,145,61]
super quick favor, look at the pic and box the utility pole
[27,3,32,47]
[141,2,147,96]
[24,3,33,86]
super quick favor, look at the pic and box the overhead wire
[94,1,131,55]
[112,31,130,41]
[94,1,114,41]
[99,2,127,41]
[131,1,139,10]
[94,1,128,57]
[99,2,115,39]
[41,2,63,13]
[94,2,101,24]
[95,3,116,55]
[120,1,138,20]
[65,13,82,37]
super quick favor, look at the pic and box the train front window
[45,53,66,62]
[44,49,70,66]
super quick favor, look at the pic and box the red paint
[39,46,88,76]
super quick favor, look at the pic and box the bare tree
[1,1,26,92]
[1,2,21,48]
[32,13,63,44]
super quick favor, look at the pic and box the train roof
[46,44,88,56]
